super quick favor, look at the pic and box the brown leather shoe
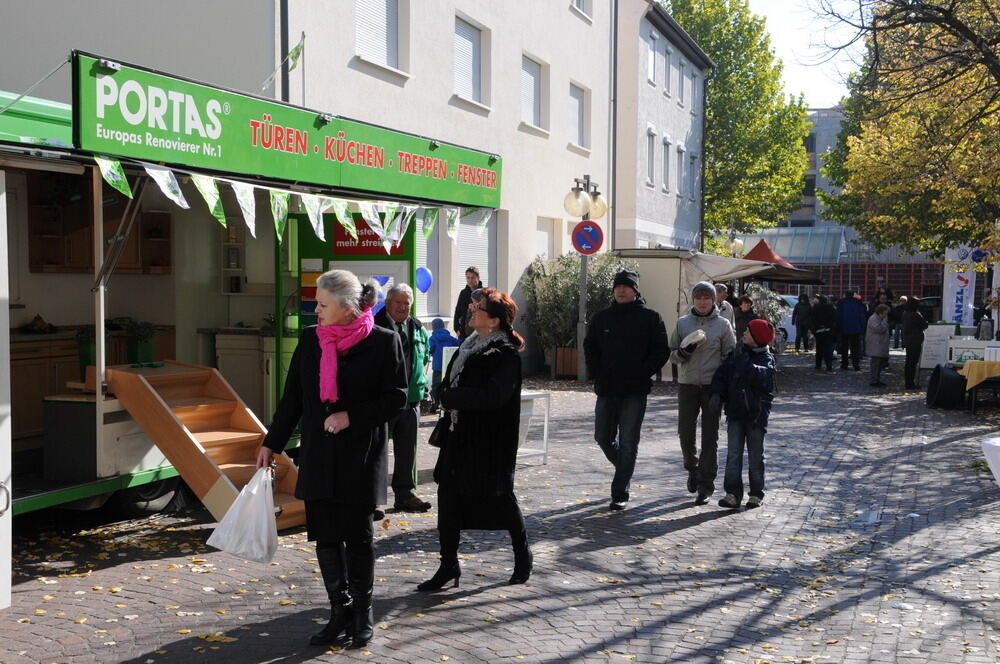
[393,495,432,512]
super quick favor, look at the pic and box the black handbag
[427,411,451,448]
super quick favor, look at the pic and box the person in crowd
[453,266,484,339]
[891,296,908,349]
[901,297,928,389]
[670,281,737,505]
[257,270,406,649]
[837,289,867,371]
[811,295,838,372]
[866,303,891,387]
[715,283,735,328]
[734,296,760,340]
[374,283,432,513]
[792,294,812,352]
[711,319,775,510]
[869,293,892,369]
[583,269,670,510]
[428,317,461,409]
[418,288,531,590]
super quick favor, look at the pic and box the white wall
[287,0,612,314]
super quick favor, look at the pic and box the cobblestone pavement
[4,351,999,663]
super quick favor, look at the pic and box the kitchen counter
[10,327,174,344]
[198,327,300,338]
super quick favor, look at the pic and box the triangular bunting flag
[444,207,460,243]
[357,201,387,240]
[228,180,257,238]
[299,193,332,241]
[420,207,440,241]
[270,190,291,243]
[462,206,493,236]
[190,173,226,227]
[143,164,189,209]
[328,198,356,240]
[392,205,418,246]
[94,155,132,199]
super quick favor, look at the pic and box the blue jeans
[594,394,647,502]
[724,419,765,501]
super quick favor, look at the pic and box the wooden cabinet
[26,171,173,274]
[10,338,80,438]
[216,335,264,418]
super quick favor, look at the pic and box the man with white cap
[669,281,737,505]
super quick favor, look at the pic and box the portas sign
[72,51,502,208]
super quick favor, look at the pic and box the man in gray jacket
[669,281,737,504]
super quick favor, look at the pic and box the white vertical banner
[943,247,977,325]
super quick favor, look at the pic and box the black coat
[792,301,812,327]
[453,283,483,339]
[811,303,838,333]
[434,336,522,497]
[263,326,407,504]
[710,345,775,431]
[734,308,760,339]
[901,309,928,347]
[583,300,670,396]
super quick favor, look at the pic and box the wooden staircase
[101,361,305,530]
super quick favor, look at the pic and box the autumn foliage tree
[820,0,1000,255]
[661,0,810,236]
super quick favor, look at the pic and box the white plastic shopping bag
[981,438,1000,487]
[207,467,279,563]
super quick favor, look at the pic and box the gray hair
[385,282,414,303]
[715,283,728,293]
[316,269,378,314]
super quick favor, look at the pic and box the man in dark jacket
[452,266,484,339]
[836,289,867,371]
[792,295,812,352]
[583,269,670,510]
[375,283,432,512]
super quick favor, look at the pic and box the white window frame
[663,46,673,97]
[647,31,658,86]
[568,81,589,151]
[646,126,657,186]
[678,58,687,107]
[570,0,592,23]
[689,154,699,200]
[453,14,491,110]
[354,0,410,79]
[691,72,699,115]
[661,136,671,192]
[676,144,686,195]
[519,53,549,135]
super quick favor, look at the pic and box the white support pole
[92,167,105,444]
[0,169,13,610]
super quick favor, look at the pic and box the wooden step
[274,492,306,531]
[218,462,290,489]
[166,396,236,430]
[191,428,263,446]
[147,370,213,400]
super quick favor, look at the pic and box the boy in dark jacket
[710,318,775,510]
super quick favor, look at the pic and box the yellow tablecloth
[958,360,1000,390]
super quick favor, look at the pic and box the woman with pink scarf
[257,269,406,649]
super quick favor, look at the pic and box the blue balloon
[415,266,434,293]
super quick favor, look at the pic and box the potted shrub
[126,321,156,363]
[520,253,637,378]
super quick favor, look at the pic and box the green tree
[661,0,810,235]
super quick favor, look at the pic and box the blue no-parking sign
[572,221,603,255]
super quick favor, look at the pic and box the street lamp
[564,174,607,381]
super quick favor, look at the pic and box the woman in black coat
[734,296,760,339]
[901,297,929,389]
[811,294,838,372]
[257,270,406,649]
[418,288,530,590]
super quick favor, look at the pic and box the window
[664,47,673,95]
[662,137,671,190]
[646,127,657,185]
[676,145,685,193]
[689,154,698,199]
[691,72,699,114]
[521,55,542,128]
[803,175,817,196]
[569,83,587,147]
[573,0,588,12]
[678,59,686,105]
[356,0,399,69]
[647,32,658,84]
[804,134,816,153]
[454,17,483,102]
[535,218,554,260]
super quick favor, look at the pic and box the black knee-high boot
[345,539,375,649]
[508,526,532,585]
[417,527,461,591]
[310,543,353,646]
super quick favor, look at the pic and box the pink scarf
[316,307,374,403]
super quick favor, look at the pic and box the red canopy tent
[740,239,823,284]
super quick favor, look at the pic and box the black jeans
[795,324,811,351]
[839,333,862,369]
[905,342,922,387]
[389,404,420,499]
[594,394,647,502]
[677,383,721,494]
[814,331,835,370]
